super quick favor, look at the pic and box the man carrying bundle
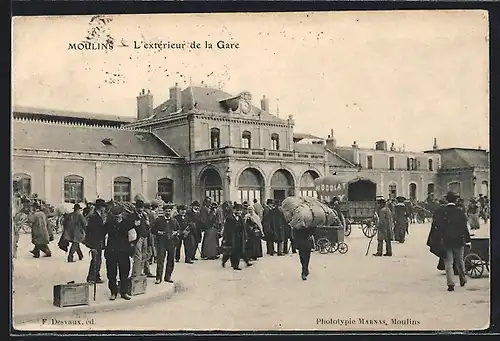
[373,198,393,257]
[292,226,315,280]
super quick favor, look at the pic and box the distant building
[12,83,489,205]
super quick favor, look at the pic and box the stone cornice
[13,117,150,132]
[13,148,184,164]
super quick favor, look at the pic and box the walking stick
[365,234,376,256]
[93,250,97,301]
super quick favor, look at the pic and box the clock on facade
[239,100,251,114]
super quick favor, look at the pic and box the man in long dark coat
[187,201,203,261]
[433,192,470,291]
[373,199,393,257]
[152,204,180,284]
[262,200,287,256]
[29,201,53,258]
[62,203,86,262]
[175,205,195,263]
[393,197,409,243]
[222,203,253,270]
[84,199,107,283]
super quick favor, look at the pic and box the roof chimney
[326,129,336,150]
[433,137,438,150]
[136,89,153,120]
[352,141,359,148]
[261,95,270,112]
[169,82,182,112]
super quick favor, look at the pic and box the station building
[12,82,490,205]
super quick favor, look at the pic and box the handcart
[464,237,490,278]
[314,225,348,255]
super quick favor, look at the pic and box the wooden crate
[53,282,90,308]
[118,276,147,296]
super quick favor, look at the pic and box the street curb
[13,281,185,325]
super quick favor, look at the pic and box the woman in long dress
[244,205,264,260]
[201,202,221,260]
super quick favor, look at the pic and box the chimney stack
[260,95,270,112]
[390,142,395,151]
[136,89,153,120]
[169,82,182,112]
[325,129,336,150]
[433,137,438,150]
[375,140,387,151]
[352,141,359,148]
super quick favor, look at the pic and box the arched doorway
[409,183,417,201]
[299,170,319,197]
[238,168,264,204]
[270,169,294,202]
[200,168,223,204]
[348,179,377,201]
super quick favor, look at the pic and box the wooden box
[118,276,147,296]
[53,282,90,308]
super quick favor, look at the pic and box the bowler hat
[111,206,123,215]
[135,200,145,209]
[266,199,274,205]
[177,204,188,211]
[191,200,200,207]
[445,191,458,203]
[210,202,218,208]
[233,203,243,210]
[164,203,175,210]
[95,199,106,209]
[73,203,82,210]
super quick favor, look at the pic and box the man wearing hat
[152,204,180,284]
[131,199,154,278]
[262,200,287,256]
[433,191,470,291]
[187,201,203,261]
[393,197,409,243]
[29,201,53,258]
[62,203,87,262]
[174,205,195,263]
[222,203,253,270]
[373,198,393,257]
[103,205,135,300]
[84,199,107,284]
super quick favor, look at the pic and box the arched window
[241,131,251,149]
[428,158,434,171]
[13,173,31,196]
[114,176,131,202]
[157,178,174,203]
[481,180,489,196]
[427,183,435,196]
[64,175,84,203]
[210,128,220,149]
[448,182,461,197]
[271,133,280,151]
[389,156,395,170]
[388,183,397,199]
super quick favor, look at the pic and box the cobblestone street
[15,222,489,331]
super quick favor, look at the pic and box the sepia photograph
[12,11,490,331]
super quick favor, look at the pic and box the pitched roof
[13,120,180,157]
[429,148,489,169]
[293,143,355,168]
[13,106,135,124]
[293,133,323,141]
[153,86,287,124]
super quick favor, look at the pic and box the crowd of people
[12,194,308,300]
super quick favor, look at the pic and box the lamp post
[225,166,232,201]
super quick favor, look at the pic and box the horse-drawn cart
[314,175,378,238]
[464,237,489,278]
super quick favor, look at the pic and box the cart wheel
[362,221,377,238]
[464,253,484,278]
[317,238,331,254]
[338,242,348,254]
[344,221,352,237]
[328,242,338,253]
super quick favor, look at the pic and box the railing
[194,146,325,162]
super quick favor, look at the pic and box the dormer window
[101,138,113,146]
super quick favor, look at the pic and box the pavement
[12,234,183,326]
[14,221,490,331]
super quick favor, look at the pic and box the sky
[12,11,489,152]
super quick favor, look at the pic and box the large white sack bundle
[55,203,73,216]
[282,196,339,229]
